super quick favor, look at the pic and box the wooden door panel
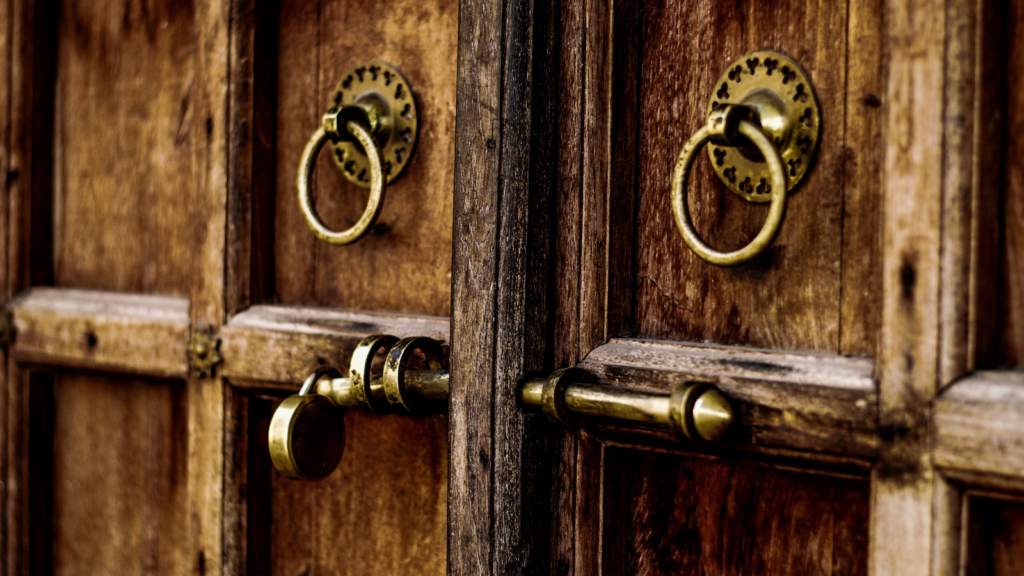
[268,408,447,576]
[54,0,197,295]
[633,0,883,355]
[615,449,869,576]
[51,373,189,575]
[272,0,457,316]
[997,0,1024,367]
[966,497,1024,576]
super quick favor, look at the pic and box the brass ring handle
[671,112,787,267]
[297,119,385,245]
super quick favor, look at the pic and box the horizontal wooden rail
[578,338,879,464]
[934,371,1024,489]
[220,305,449,386]
[10,288,191,377]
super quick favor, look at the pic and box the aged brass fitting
[519,374,734,443]
[267,335,448,481]
[671,50,821,266]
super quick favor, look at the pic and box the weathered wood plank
[840,0,885,357]
[51,374,189,576]
[999,0,1024,367]
[10,287,190,377]
[579,338,878,461]
[189,0,229,574]
[871,0,968,574]
[53,0,195,295]
[271,0,457,317]
[221,304,449,385]
[449,0,503,568]
[933,371,1024,480]
[634,0,853,353]
[622,447,870,575]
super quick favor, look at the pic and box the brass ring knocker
[297,116,385,245]
[672,105,788,266]
[296,60,419,245]
[671,51,821,266]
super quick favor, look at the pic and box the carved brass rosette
[188,325,222,378]
[328,60,419,188]
[705,51,821,202]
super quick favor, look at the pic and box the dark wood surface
[618,448,870,576]
[967,497,1024,576]
[632,0,882,356]
[999,0,1024,367]
[272,0,457,316]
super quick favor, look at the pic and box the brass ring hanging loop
[671,105,788,267]
[297,115,385,245]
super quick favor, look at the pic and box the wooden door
[447,0,1024,575]
[2,0,457,574]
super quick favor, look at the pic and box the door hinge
[188,325,222,378]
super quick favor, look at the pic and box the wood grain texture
[621,448,870,575]
[933,371,1024,480]
[50,373,189,575]
[448,0,504,569]
[299,409,447,575]
[188,1,230,574]
[966,497,1024,576]
[840,0,885,357]
[579,339,878,461]
[9,287,190,377]
[221,304,449,385]
[999,0,1024,366]
[633,0,869,354]
[871,1,961,574]
[273,0,457,316]
[53,0,196,295]
[450,0,563,572]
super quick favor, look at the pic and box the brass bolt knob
[268,366,346,481]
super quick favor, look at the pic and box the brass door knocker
[672,51,820,266]
[297,61,419,245]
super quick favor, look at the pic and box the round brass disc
[329,61,418,188]
[705,51,820,203]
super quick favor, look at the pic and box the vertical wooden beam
[450,0,559,572]
[190,0,230,574]
[873,0,989,574]
[873,0,945,573]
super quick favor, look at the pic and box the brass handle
[672,51,821,267]
[268,335,734,480]
[671,105,787,266]
[519,368,734,443]
[297,116,385,245]
[296,60,419,245]
[268,335,448,481]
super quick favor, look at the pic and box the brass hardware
[672,51,820,266]
[519,374,734,442]
[267,335,448,480]
[268,366,347,481]
[329,61,418,188]
[296,61,418,245]
[269,334,734,480]
[188,325,222,378]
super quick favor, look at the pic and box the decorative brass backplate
[705,51,820,203]
[328,61,418,188]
